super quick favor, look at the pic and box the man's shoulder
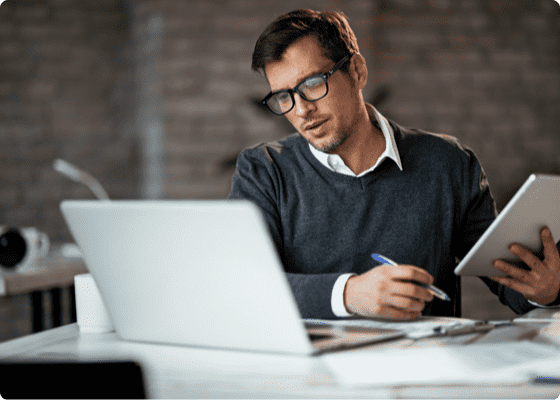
[241,132,306,164]
[391,121,470,157]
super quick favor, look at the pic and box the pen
[534,376,560,385]
[371,254,451,302]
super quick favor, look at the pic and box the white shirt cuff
[331,273,356,317]
[528,299,560,309]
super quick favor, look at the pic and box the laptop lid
[60,200,402,355]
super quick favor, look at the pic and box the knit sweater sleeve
[454,145,538,314]
[228,143,340,319]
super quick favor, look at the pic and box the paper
[321,341,560,386]
[539,322,560,345]
[515,308,560,322]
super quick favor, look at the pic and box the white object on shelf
[60,243,83,259]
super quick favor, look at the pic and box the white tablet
[454,174,560,276]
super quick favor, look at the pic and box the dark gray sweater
[228,120,537,318]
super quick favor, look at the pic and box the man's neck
[332,106,386,175]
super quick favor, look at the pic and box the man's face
[264,36,362,154]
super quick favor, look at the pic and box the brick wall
[0,0,135,341]
[1,0,559,340]
[0,0,137,245]
[373,0,560,211]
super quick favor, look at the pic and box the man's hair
[252,9,359,75]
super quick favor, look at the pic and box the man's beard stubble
[307,128,351,154]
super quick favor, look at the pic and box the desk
[1,311,560,398]
[0,253,88,332]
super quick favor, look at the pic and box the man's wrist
[331,273,356,317]
[528,289,560,308]
[528,299,560,309]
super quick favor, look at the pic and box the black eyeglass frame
[261,55,352,116]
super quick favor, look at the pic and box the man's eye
[276,92,291,103]
[303,77,324,89]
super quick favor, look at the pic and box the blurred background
[0,0,559,340]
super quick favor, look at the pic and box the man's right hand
[343,264,435,320]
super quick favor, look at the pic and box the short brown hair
[252,9,359,74]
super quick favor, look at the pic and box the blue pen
[371,254,451,302]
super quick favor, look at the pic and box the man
[228,9,560,320]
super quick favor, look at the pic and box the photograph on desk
[1,0,560,395]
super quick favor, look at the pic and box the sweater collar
[308,103,403,177]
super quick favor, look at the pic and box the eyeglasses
[261,55,351,116]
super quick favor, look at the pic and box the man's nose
[293,93,316,118]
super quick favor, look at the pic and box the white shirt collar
[308,104,403,177]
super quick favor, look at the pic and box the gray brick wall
[0,0,136,341]
[0,0,139,244]
[374,0,560,212]
[1,0,559,340]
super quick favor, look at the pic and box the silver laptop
[60,200,403,355]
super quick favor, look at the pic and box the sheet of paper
[321,341,560,387]
[539,322,560,345]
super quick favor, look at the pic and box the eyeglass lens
[267,76,327,115]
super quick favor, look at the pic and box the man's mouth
[302,119,326,132]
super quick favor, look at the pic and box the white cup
[0,226,50,273]
[74,273,115,333]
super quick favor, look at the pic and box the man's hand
[343,264,434,320]
[489,227,560,306]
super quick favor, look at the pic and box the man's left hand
[489,227,560,306]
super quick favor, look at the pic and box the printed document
[322,341,560,386]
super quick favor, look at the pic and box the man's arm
[228,147,347,319]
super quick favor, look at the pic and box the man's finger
[508,243,544,272]
[392,280,433,302]
[381,305,422,321]
[385,292,418,309]
[542,227,560,265]
[493,259,530,281]
[388,264,434,285]
[488,275,534,297]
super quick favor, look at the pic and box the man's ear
[348,53,368,89]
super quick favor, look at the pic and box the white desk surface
[2,311,560,399]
